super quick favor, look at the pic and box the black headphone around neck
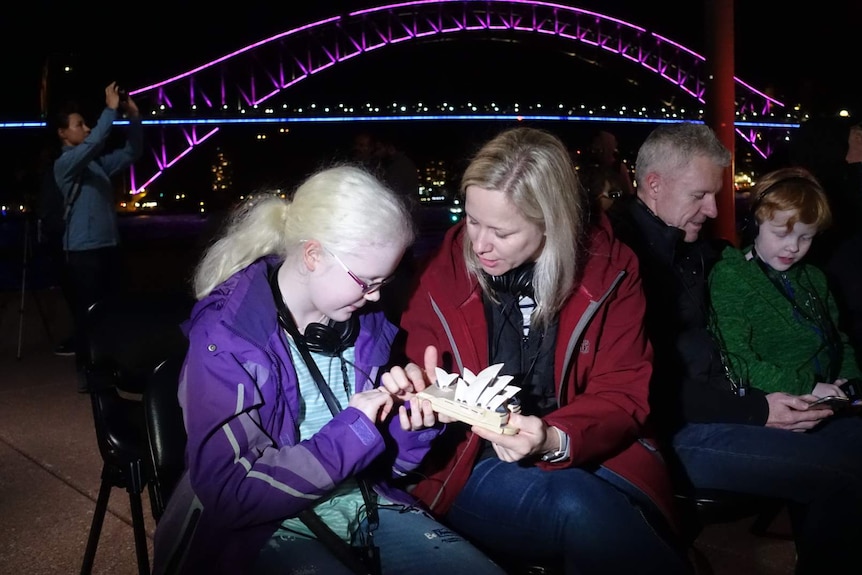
[487,261,535,299]
[268,265,358,356]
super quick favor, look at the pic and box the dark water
[0,206,457,293]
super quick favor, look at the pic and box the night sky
[2,1,859,119]
[2,1,859,193]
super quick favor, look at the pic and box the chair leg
[750,502,784,536]
[122,458,151,575]
[689,544,715,575]
[128,489,151,575]
[81,468,113,575]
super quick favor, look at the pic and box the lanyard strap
[752,252,840,381]
[269,264,380,553]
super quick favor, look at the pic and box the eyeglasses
[324,247,393,295]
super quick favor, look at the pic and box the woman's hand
[398,396,439,431]
[470,412,554,463]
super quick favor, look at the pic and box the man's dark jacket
[606,197,769,437]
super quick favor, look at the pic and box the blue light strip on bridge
[0,115,799,130]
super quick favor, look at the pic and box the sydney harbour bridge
[104,0,797,195]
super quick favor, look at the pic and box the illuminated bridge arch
[128,0,785,193]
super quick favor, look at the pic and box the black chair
[144,354,189,522]
[675,487,785,574]
[80,292,193,575]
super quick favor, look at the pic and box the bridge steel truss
[128,0,787,194]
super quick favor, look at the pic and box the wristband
[540,427,570,463]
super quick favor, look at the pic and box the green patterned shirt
[708,245,861,396]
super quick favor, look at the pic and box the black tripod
[17,214,55,359]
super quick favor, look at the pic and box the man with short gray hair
[609,121,862,575]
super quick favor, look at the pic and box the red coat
[400,214,680,531]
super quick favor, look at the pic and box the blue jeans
[254,504,506,574]
[671,415,862,574]
[444,458,693,575]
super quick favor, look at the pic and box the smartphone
[809,395,850,410]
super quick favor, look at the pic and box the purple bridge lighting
[126,0,788,194]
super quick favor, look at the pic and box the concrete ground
[0,239,799,575]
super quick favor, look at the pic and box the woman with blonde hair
[398,127,691,574]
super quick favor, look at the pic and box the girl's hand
[380,345,440,401]
[380,346,456,426]
[349,388,394,423]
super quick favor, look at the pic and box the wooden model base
[418,386,519,435]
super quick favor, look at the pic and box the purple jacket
[153,257,441,575]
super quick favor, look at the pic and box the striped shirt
[276,337,366,542]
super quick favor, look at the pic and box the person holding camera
[52,81,142,384]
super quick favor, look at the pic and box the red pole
[704,0,737,245]
[40,57,50,119]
